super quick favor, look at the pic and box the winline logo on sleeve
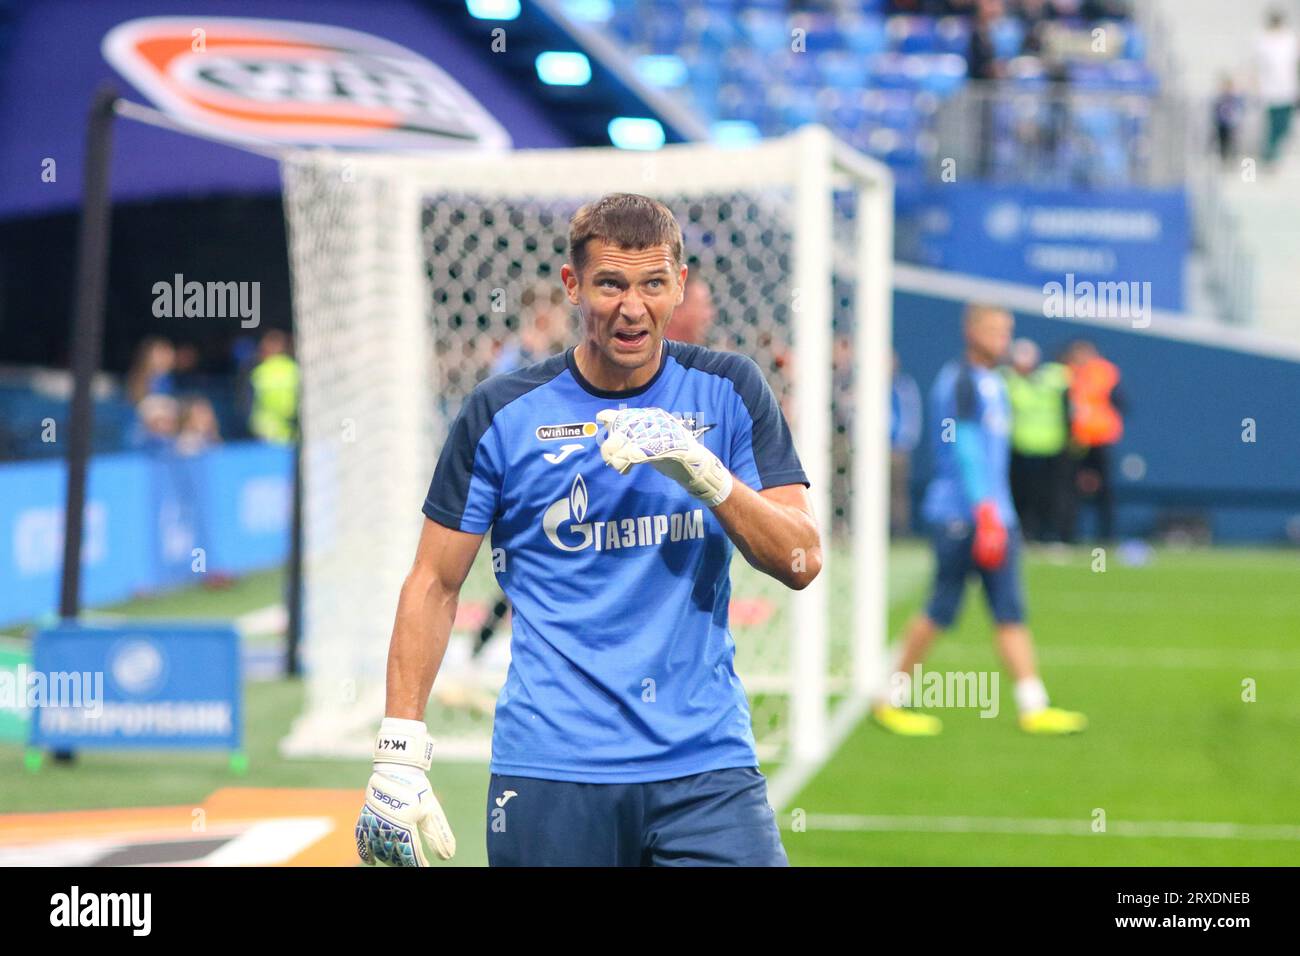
[101,16,512,151]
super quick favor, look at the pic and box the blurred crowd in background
[888,331,1124,544]
[0,329,300,462]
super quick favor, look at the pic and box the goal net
[278,126,893,770]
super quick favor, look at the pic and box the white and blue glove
[596,407,733,507]
[355,717,456,866]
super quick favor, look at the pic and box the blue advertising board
[29,622,241,752]
[0,442,291,628]
[898,184,1190,311]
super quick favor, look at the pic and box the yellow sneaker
[872,703,942,736]
[1019,706,1088,735]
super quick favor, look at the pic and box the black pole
[59,86,118,620]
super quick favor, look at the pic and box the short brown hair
[962,302,1009,327]
[568,193,683,278]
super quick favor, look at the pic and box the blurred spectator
[1212,75,1246,164]
[248,330,299,444]
[1256,9,1298,168]
[664,275,717,346]
[126,337,176,405]
[1064,340,1124,542]
[492,282,571,376]
[1003,338,1071,542]
[968,0,1008,179]
[890,352,923,535]
[231,335,259,439]
[176,395,223,456]
[967,0,1008,81]
[130,394,179,452]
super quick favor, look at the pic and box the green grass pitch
[1,545,1297,866]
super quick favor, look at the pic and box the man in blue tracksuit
[871,303,1087,738]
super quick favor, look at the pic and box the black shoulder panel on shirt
[427,351,569,525]
[665,340,807,488]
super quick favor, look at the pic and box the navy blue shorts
[924,519,1026,628]
[485,766,789,867]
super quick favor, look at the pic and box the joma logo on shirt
[542,473,705,553]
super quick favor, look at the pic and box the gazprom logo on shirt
[542,473,705,553]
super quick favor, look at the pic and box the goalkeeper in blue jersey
[872,304,1086,738]
[355,193,821,866]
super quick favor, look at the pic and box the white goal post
[278,125,893,769]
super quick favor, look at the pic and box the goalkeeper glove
[596,407,733,507]
[355,717,456,866]
[971,501,1008,571]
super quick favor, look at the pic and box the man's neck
[574,339,664,392]
[965,348,994,369]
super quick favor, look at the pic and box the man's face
[966,310,1013,364]
[562,239,685,371]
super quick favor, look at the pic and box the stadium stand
[574,0,1154,188]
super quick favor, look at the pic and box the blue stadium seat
[1122,26,1147,61]
[738,9,790,55]
[692,9,738,50]
[715,82,766,124]
[887,15,938,54]
[781,49,822,86]
[918,52,967,96]
[868,52,921,89]
[793,13,843,52]
[606,8,642,44]
[1105,58,1158,93]
[840,14,888,56]
[989,16,1025,59]
[818,51,871,90]
[648,15,687,54]
[933,15,972,56]
[778,95,820,129]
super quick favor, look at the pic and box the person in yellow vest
[1003,339,1071,542]
[249,330,299,444]
[1064,340,1124,542]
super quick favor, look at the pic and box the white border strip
[893,263,1300,362]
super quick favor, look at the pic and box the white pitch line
[785,814,1300,842]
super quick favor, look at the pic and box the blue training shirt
[423,340,808,783]
[921,359,1018,529]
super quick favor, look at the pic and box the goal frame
[279,125,893,766]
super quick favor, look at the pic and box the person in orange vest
[1064,340,1125,542]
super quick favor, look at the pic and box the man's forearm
[385,572,458,720]
[712,480,822,589]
